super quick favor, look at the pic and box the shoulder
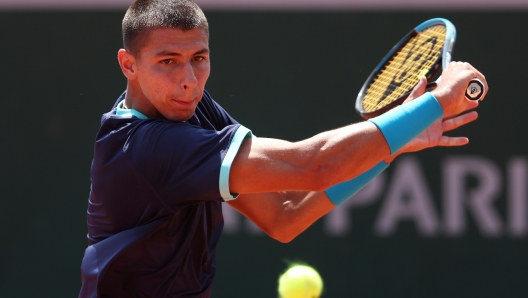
[196,90,239,128]
[95,112,139,141]
[201,89,216,105]
[133,119,210,140]
[198,90,225,115]
[123,120,243,196]
[125,120,241,159]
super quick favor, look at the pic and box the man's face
[133,28,210,121]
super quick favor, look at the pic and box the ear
[118,49,138,80]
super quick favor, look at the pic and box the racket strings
[362,25,446,112]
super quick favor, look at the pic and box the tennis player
[79,0,487,297]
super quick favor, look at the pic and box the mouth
[171,98,195,107]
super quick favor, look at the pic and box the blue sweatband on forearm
[325,161,389,206]
[368,92,444,155]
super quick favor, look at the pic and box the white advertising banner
[0,0,527,10]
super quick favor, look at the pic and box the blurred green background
[1,9,527,298]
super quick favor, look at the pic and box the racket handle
[465,78,485,101]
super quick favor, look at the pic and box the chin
[165,110,195,122]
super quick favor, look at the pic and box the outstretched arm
[228,191,333,243]
[228,100,477,242]
[230,121,388,194]
[228,96,478,242]
[229,62,486,195]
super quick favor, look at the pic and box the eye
[160,59,173,65]
[194,56,206,62]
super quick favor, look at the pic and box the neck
[124,81,164,118]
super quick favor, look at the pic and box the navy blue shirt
[80,91,251,297]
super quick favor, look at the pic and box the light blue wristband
[325,161,389,206]
[368,92,444,155]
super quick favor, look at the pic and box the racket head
[356,18,456,119]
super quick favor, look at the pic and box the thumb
[405,76,428,103]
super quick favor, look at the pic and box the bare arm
[226,62,485,242]
[229,121,389,194]
[228,105,478,243]
[229,62,486,195]
[228,191,334,243]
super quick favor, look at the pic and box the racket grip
[465,78,485,101]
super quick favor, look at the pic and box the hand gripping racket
[355,18,485,119]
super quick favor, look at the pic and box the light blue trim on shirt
[115,100,148,119]
[219,125,253,201]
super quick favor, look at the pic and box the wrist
[325,161,389,206]
[430,89,449,113]
[369,92,443,155]
[384,154,398,164]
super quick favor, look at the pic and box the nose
[180,62,198,91]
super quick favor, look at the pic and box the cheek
[140,71,169,96]
[197,65,211,86]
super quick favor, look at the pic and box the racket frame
[356,18,456,119]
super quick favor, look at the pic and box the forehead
[139,27,209,56]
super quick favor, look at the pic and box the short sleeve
[123,120,251,210]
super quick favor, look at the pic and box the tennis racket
[355,18,485,119]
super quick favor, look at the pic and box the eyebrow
[155,48,209,57]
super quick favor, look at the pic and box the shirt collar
[115,100,148,120]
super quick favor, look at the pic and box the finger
[404,76,428,103]
[464,99,480,111]
[463,62,489,100]
[444,99,479,119]
[436,136,469,147]
[443,111,478,132]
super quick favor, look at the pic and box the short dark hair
[122,0,209,55]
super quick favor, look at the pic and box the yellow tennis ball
[278,264,323,298]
